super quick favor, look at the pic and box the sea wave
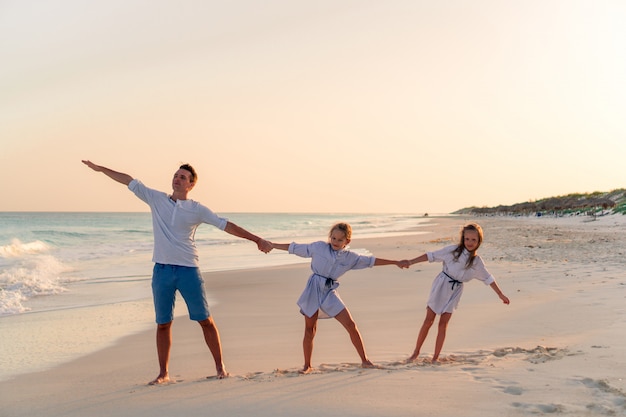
[0,240,72,315]
[0,239,50,257]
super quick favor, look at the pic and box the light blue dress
[426,245,495,314]
[289,241,376,318]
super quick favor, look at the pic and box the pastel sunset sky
[1,0,624,213]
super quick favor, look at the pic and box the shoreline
[2,214,625,416]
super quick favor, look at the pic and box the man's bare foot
[216,369,230,379]
[361,360,377,369]
[298,366,313,374]
[148,374,170,385]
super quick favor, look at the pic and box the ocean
[0,212,431,381]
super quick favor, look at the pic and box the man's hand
[256,238,273,253]
[82,160,102,171]
[81,160,133,185]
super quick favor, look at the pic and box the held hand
[256,238,273,254]
[398,260,411,269]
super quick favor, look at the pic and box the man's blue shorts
[152,263,211,324]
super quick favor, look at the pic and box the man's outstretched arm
[82,160,133,186]
[224,221,273,253]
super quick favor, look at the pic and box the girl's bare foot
[405,353,419,363]
[216,367,230,379]
[148,374,170,385]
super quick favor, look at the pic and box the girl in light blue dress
[406,223,510,363]
[271,222,409,374]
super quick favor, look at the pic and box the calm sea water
[0,212,429,316]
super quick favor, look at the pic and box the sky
[1,0,625,214]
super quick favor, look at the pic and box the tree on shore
[454,190,624,216]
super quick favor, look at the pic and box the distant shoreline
[455,189,626,216]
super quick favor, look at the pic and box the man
[82,160,272,383]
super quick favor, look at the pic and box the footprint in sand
[492,345,572,363]
[578,377,626,415]
[318,363,371,373]
[503,385,523,396]
[511,402,564,414]
[239,371,265,381]
[508,377,626,415]
[272,368,301,377]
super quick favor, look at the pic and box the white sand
[1,214,625,416]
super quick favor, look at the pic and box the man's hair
[179,164,198,183]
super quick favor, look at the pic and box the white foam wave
[0,289,28,315]
[0,239,50,258]
[0,253,70,315]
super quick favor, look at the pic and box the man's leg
[199,317,229,379]
[177,266,228,378]
[150,264,176,385]
[149,321,173,385]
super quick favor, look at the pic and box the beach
[1,214,625,416]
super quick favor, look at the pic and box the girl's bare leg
[432,312,452,362]
[301,311,319,374]
[334,308,375,368]
[408,307,437,362]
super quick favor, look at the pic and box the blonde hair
[328,222,352,240]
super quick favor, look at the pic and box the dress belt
[316,274,334,289]
[442,271,462,290]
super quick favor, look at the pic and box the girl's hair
[453,223,483,268]
[329,222,352,240]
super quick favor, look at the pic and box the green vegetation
[454,189,626,216]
